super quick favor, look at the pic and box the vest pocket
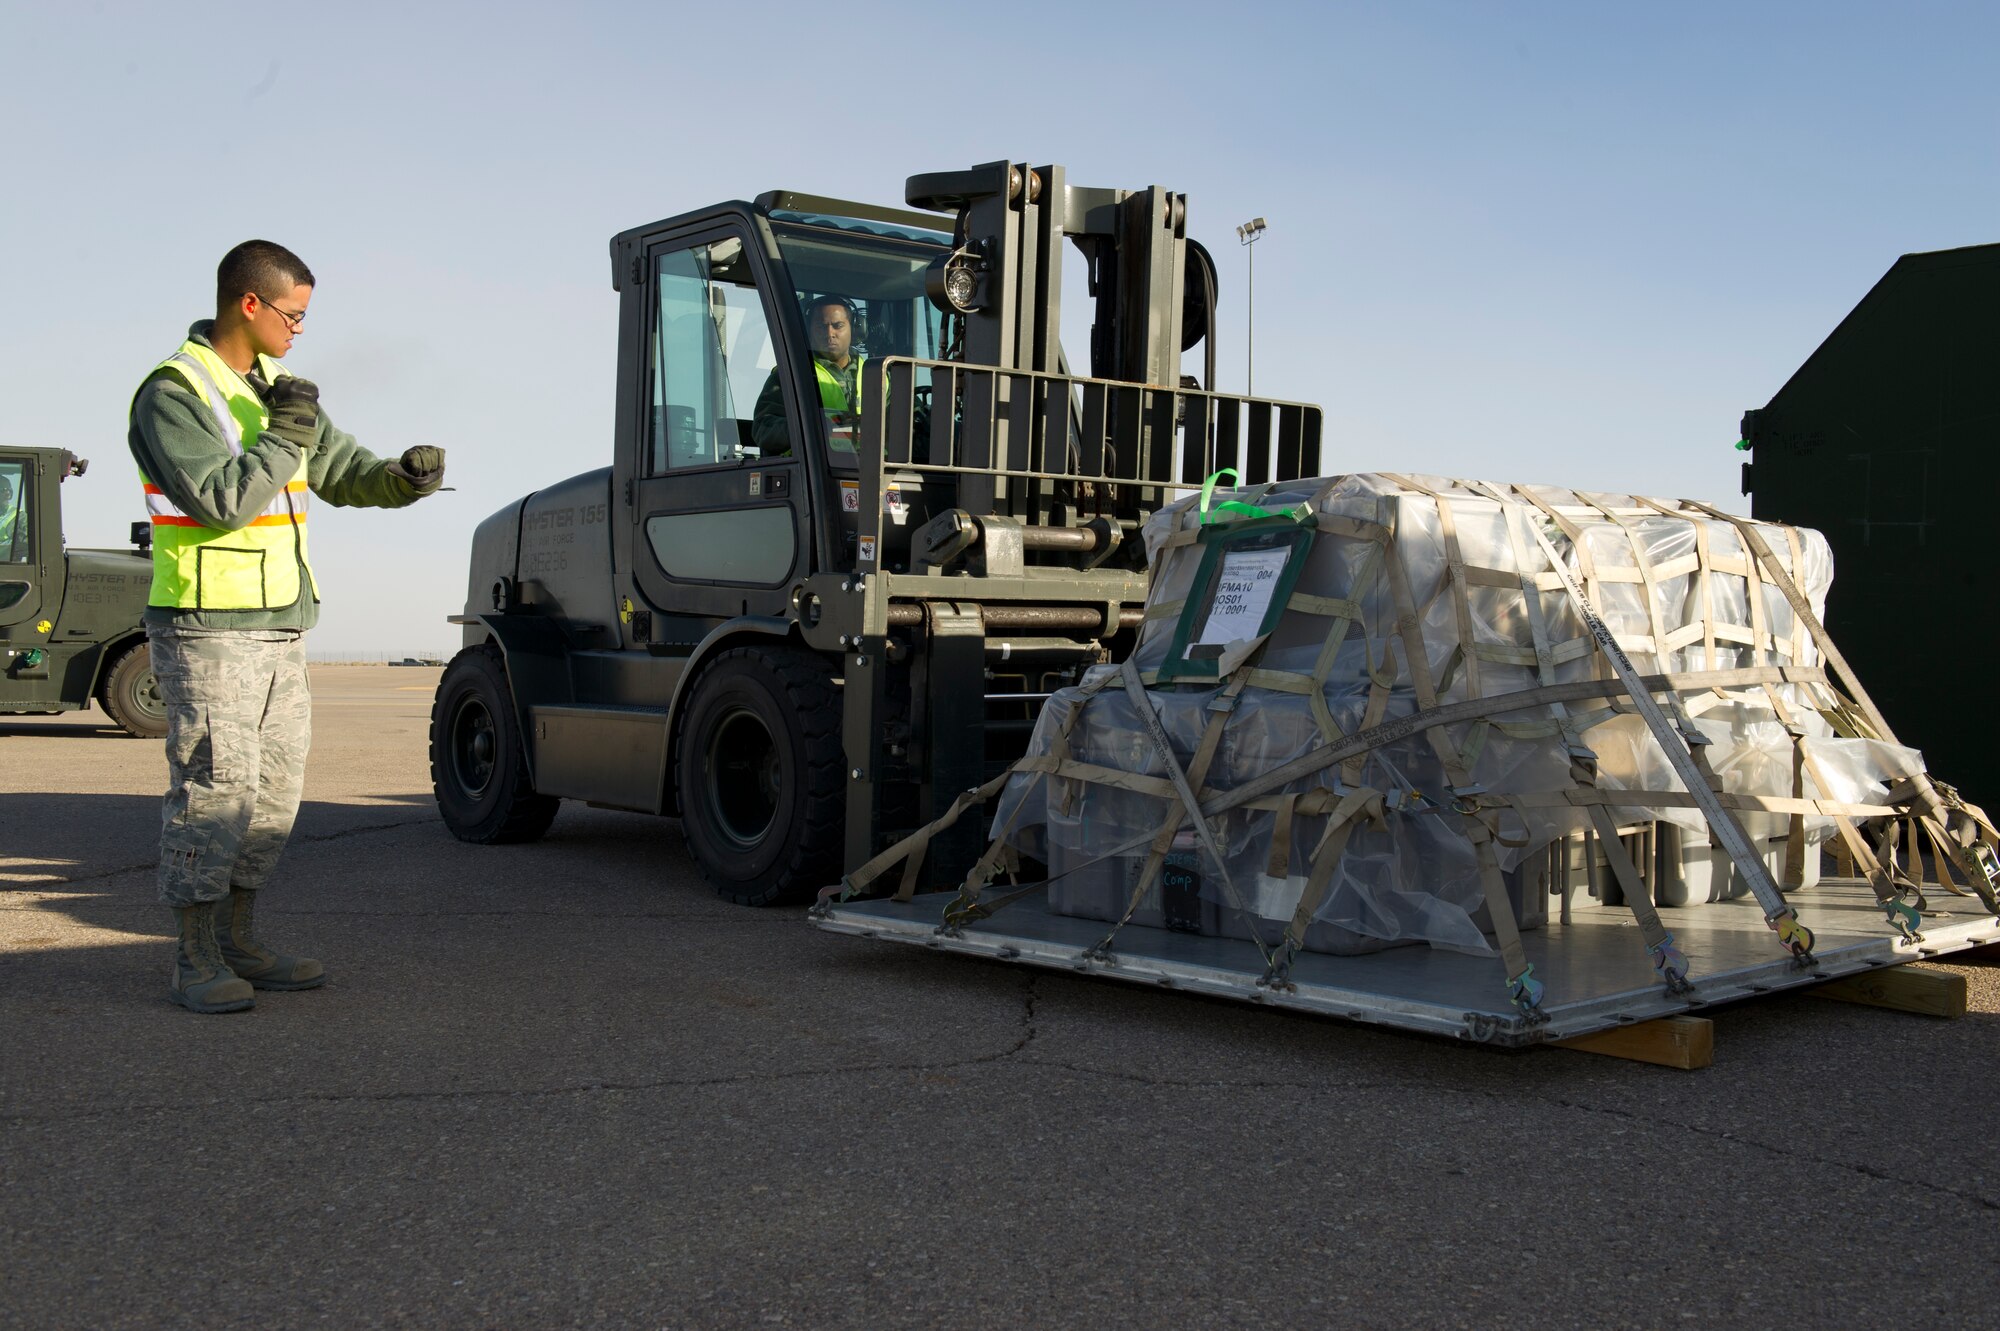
[195,545,269,609]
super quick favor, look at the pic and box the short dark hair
[216,240,315,314]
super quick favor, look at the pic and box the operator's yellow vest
[138,341,317,610]
[813,356,865,413]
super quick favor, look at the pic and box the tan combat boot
[217,889,326,990]
[169,902,255,1014]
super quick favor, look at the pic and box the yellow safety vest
[139,341,317,610]
[813,355,865,413]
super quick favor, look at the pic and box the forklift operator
[751,294,866,454]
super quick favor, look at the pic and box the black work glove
[387,445,446,496]
[259,376,321,451]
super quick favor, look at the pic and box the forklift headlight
[925,251,984,315]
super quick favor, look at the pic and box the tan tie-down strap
[1262,785,1387,984]
[1087,662,1271,963]
[1458,483,1695,990]
[1577,804,1689,989]
[818,768,1017,909]
[824,667,1121,908]
[1369,496,1545,1013]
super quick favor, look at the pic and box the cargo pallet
[814,879,1998,1062]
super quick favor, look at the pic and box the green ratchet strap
[1198,468,1272,524]
[1198,468,1315,526]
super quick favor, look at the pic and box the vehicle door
[628,228,812,628]
[0,453,44,630]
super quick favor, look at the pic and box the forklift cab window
[767,219,950,461]
[646,238,786,475]
[0,463,28,565]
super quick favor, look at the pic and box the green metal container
[1741,242,2000,807]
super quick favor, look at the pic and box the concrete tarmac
[3,666,1997,1330]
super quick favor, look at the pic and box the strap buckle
[1882,896,1923,944]
[1648,932,1693,994]
[1506,963,1548,1020]
[1766,907,1816,965]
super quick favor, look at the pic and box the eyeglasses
[253,294,307,329]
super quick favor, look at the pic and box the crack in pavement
[987,1054,2000,1214]
[0,972,1052,1128]
[998,972,1039,1058]
[9,1053,1990,1215]
[1528,1092,2000,1213]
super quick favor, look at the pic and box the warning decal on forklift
[840,480,860,513]
[858,537,877,565]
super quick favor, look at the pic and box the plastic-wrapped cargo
[992,473,1934,958]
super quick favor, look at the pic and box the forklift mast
[904,159,1195,388]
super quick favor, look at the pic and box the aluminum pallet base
[813,878,2000,1046]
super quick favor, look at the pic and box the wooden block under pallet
[1804,965,1967,1019]
[1557,1015,1713,1070]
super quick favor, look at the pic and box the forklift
[430,159,1321,903]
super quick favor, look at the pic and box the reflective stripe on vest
[137,340,317,610]
[813,355,865,413]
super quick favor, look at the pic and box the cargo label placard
[1196,548,1291,645]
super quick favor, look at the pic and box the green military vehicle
[429,159,1320,904]
[0,447,165,738]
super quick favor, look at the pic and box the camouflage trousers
[148,628,312,906]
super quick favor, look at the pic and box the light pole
[1235,216,1267,395]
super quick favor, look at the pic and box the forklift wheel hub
[707,705,780,848]
[450,697,498,798]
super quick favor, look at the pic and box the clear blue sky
[4,1,1993,654]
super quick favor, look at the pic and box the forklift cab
[615,199,953,634]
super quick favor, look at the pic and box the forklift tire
[677,645,843,907]
[430,644,560,844]
[98,642,167,739]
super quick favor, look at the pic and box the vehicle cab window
[0,460,29,566]
[767,213,951,464]
[646,238,787,474]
